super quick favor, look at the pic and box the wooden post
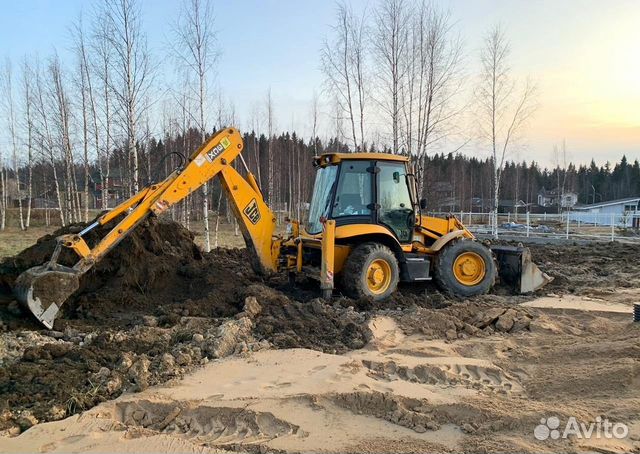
[611,213,615,241]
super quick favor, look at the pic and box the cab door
[376,161,414,243]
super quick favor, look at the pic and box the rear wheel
[341,242,399,300]
[434,239,495,297]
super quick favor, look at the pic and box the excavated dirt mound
[0,297,267,432]
[245,284,369,353]
[0,217,251,328]
[528,241,640,294]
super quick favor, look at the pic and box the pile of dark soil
[245,284,369,354]
[0,311,264,432]
[527,241,640,294]
[0,217,250,329]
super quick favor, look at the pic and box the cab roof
[314,152,409,167]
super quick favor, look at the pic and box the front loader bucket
[13,265,81,329]
[491,245,553,294]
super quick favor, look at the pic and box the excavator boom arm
[14,128,278,328]
[148,128,278,272]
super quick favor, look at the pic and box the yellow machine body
[287,153,474,275]
[282,152,550,299]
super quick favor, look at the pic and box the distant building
[91,171,129,207]
[497,199,532,214]
[537,187,578,208]
[468,197,532,213]
[470,197,491,212]
[569,196,640,227]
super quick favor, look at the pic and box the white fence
[429,211,640,243]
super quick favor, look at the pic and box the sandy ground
[522,290,636,313]
[3,291,639,454]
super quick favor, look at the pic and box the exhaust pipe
[491,245,553,293]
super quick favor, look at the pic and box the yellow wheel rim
[366,259,392,294]
[452,252,486,286]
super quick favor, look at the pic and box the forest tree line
[2,126,638,226]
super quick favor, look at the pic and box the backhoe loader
[14,128,551,328]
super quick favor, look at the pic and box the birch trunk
[4,62,25,229]
[34,66,65,225]
[23,63,34,228]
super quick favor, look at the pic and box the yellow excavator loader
[14,128,551,328]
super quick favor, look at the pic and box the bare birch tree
[21,59,35,228]
[372,0,410,153]
[49,55,82,223]
[33,59,65,226]
[2,59,26,229]
[321,2,368,151]
[476,25,536,237]
[72,17,92,222]
[104,0,153,195]
[265,88,274,204]
[71,15,104,220]
[92,7,115,209]
[402,2,465,195]
[310,91,320,155]
[171,0,218,252]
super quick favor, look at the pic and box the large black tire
[341,242,400,301]
[434,239,496,297]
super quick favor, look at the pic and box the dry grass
[188,223,247,250]
[0,226,56,259]
[0,222,247,260]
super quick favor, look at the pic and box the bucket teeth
[13,265,80,329]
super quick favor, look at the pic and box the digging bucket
[491,245,553,293]
[13,265,81,329]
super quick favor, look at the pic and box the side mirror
[420,198,427,210]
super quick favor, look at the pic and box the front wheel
[434,239,496,297]
[341,242,399,301]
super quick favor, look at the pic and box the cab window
[378,161,413,242]
[331,161,372,218]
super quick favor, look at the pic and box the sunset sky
[1,0,638,167]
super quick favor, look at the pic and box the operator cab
[306,153,417,243]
